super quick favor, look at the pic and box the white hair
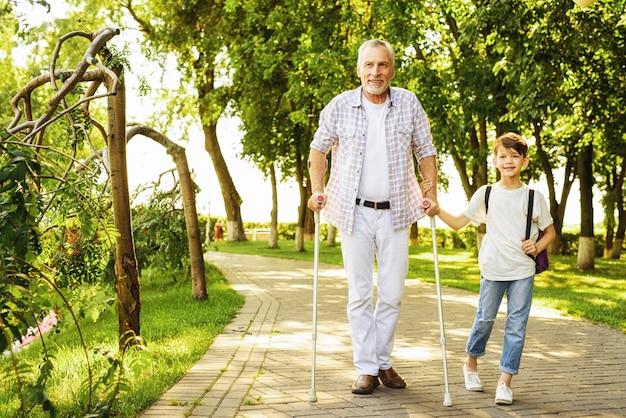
[357,39,395,68]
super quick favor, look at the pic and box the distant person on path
[213,219,224,242]
[307,39,439,395]
[430,132,556,405]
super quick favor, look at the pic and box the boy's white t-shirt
[463,183,553,281]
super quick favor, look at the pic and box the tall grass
[210,239,626,332]
[0,263,244,417]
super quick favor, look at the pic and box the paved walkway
[141,251,626,417]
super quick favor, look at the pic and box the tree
[382,0,519,250]
[105,54,142,342]
[564,2,626,267]
[6,26,145,345]
[126,0,248,241]
[381,0,626,265]
[574,3,626,260]
[227,0,362,250]
[126,124,207,298]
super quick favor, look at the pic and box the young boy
[434,132,556,405]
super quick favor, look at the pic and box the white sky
[12,0,598,227]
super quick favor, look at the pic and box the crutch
[422,199,453,407]
[309,196,323,402]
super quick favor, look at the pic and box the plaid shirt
[311,86,437,234]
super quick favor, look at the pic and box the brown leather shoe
[378,367,406,389]
[351,374,380,394]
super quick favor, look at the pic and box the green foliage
[237,221,620,258]
[83,332,151,418]
[43,215,117,288]
[1,86,128,418]
[131,180,190,276]
[1,144,46,352]
[240,221,305,242]
[0,146,42,263]
[230,0,359,178]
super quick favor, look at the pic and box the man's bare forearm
[308,149,327,194]
[419,155,438,200]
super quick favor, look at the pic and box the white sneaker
[495,381,513,405]
[462,364,484,391]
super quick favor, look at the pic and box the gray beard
[364,85,388,96]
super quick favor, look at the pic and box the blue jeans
[466,276,534,375]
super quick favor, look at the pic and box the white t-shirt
[463,183,553,281]
[358,95,390,201]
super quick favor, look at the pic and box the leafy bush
[131,183,190,277]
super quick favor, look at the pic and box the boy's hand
[420,179,433,195]
[521,238,538,256]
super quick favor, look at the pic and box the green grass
[0,263,245,418]
[209,239,626,332]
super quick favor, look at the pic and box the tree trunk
[269,164,278,249]
[603,199,615,258]
[327,224,337,247]
[126,125,208,300]
[294,227,304,251]
[610,238,623,259]
[410,222,419,246]
[170,146,207,299]
[577,237,596,270]
[610,152,626,259]
[576,143,594,270]
[295,151,306,252]
[201,122,246,241]
[195,64,246,242]
[107,77,141,346]
[534,121,577,256]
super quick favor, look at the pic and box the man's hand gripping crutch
[421,181,453,407]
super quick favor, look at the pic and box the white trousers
[341,205,409,375]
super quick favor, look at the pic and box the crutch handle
[421,199,431,209]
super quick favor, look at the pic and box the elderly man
[307,39,439,394]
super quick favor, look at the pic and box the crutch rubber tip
[443,393,453,406]
[308,392,317,402]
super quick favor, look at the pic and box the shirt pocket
[337,125,357,141]
[389,122,414,151]
[336,125,360,155]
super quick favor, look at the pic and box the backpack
[485,186,549,274]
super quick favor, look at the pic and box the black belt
[356,198,390,210]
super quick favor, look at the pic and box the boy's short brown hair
[493,132,528,157]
